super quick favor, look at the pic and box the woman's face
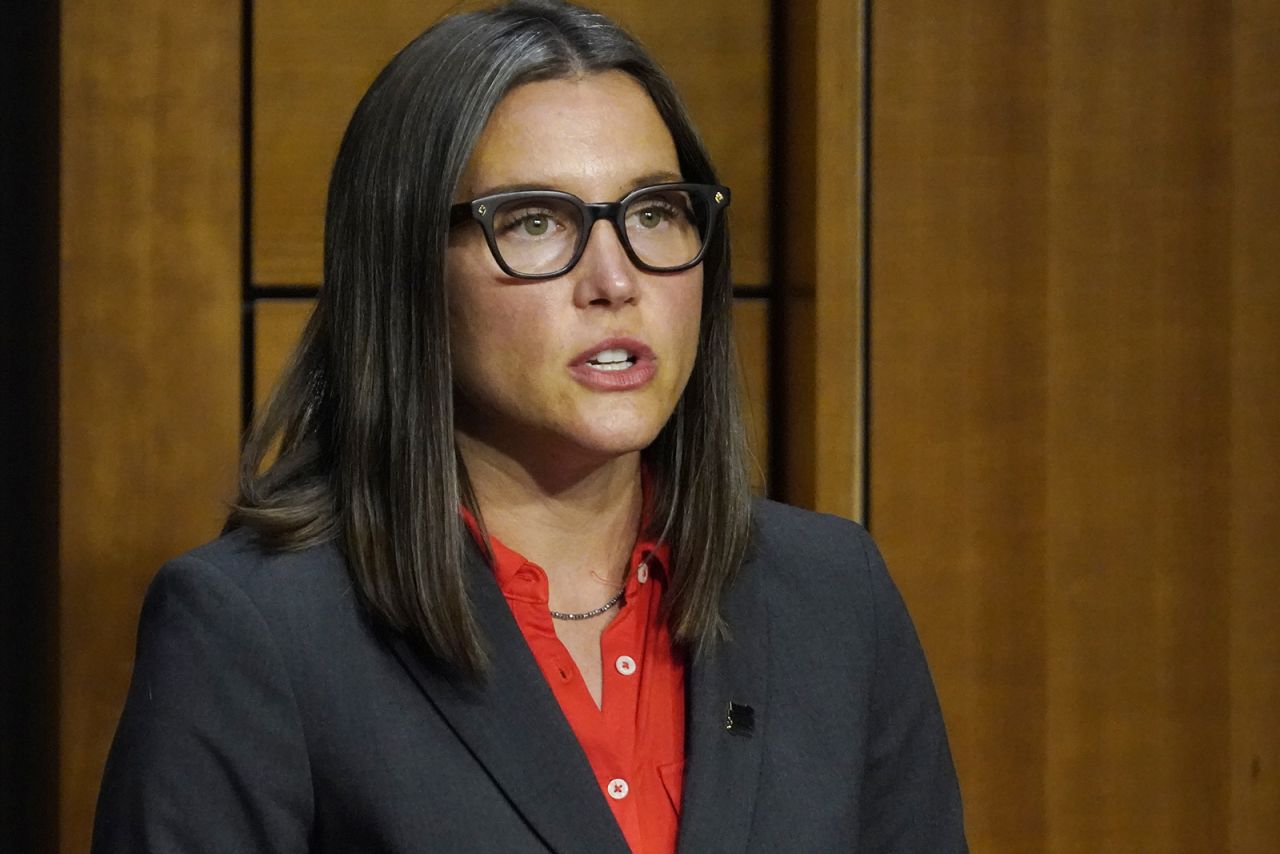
[446,71,703,468]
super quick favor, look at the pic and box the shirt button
[607,778,629,800]
[636,563,649,584]
[615,655,637,676]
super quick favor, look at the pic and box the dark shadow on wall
[0,1,60,852]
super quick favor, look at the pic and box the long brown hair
[230,0,752,676]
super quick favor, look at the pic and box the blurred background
[2,0,1276,851]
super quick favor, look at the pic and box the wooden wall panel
[870,4,1049,849]
[1228,1,1280,848]
[252,0,770,286]
[252,298,770,489]
[1043,5,1232,849]
[59,1,242,850]
[251,0,456,285]
[776,0,864,519]
[872,1,1278,851]
[254,299,315,410]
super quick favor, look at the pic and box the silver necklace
[549,587,625,621]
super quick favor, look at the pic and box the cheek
[447,273,562,393]
[451,298,521,388]
[446,258,505,387]
[671,277,704,364]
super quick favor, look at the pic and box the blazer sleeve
[857,530,968,853]
[92,555,314,853]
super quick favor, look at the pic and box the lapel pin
[724,701,755,736]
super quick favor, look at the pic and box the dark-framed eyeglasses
[449,182,730,280]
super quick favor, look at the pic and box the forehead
[458,71,682,199]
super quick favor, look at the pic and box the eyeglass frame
[448,182,731,280]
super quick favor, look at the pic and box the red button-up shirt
[463,510,685,854]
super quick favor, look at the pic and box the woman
[93,1,965,851]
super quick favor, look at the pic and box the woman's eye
[635,208,667,229]
[496,208,561,238]
[631,202,682,229]
[520,215,551,236]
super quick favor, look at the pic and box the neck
[456,429,642,597]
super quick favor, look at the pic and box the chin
[569,430,659,460]
[560,415,668,460]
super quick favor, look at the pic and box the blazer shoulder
[158,527,353,625]
[97,531,321,851]
[744,497,890,641]
[745,502,967,849]
[750,496,878,576]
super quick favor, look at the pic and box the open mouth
[585,348,638,372]
[568,338,656,390]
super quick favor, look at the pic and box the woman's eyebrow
[469,171,686,200]
[465,181,555,198]
[469,181,555,196]
[627,170,683,189]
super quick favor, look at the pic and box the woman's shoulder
[746,497,895,633]
[151,527,354,627]
[130,527,388,718]
[750,496,878,571]
[744,505,965,846]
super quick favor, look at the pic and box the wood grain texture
[58,0,242,850]
[872,1,1276,851]
[251,0,455,285]
[1228,1,1280,848]
[1043,5,1232,849]
[252,0,770,285]
[870,3,1049,849]
[776,0,864,520]
[254,299,315,410]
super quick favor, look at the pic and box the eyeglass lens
[490,188,707,276]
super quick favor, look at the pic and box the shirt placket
[601,562,657,842]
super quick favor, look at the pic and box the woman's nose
[572,219,640,308]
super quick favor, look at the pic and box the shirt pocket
[658,760,685,816]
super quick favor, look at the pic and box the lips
[568,337,658,391]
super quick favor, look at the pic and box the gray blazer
[92,499,966,852]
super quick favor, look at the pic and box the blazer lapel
[388,550,629,854]
[677,553,770,853]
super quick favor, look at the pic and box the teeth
[586,348,635,372]
[590,348,630,364]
